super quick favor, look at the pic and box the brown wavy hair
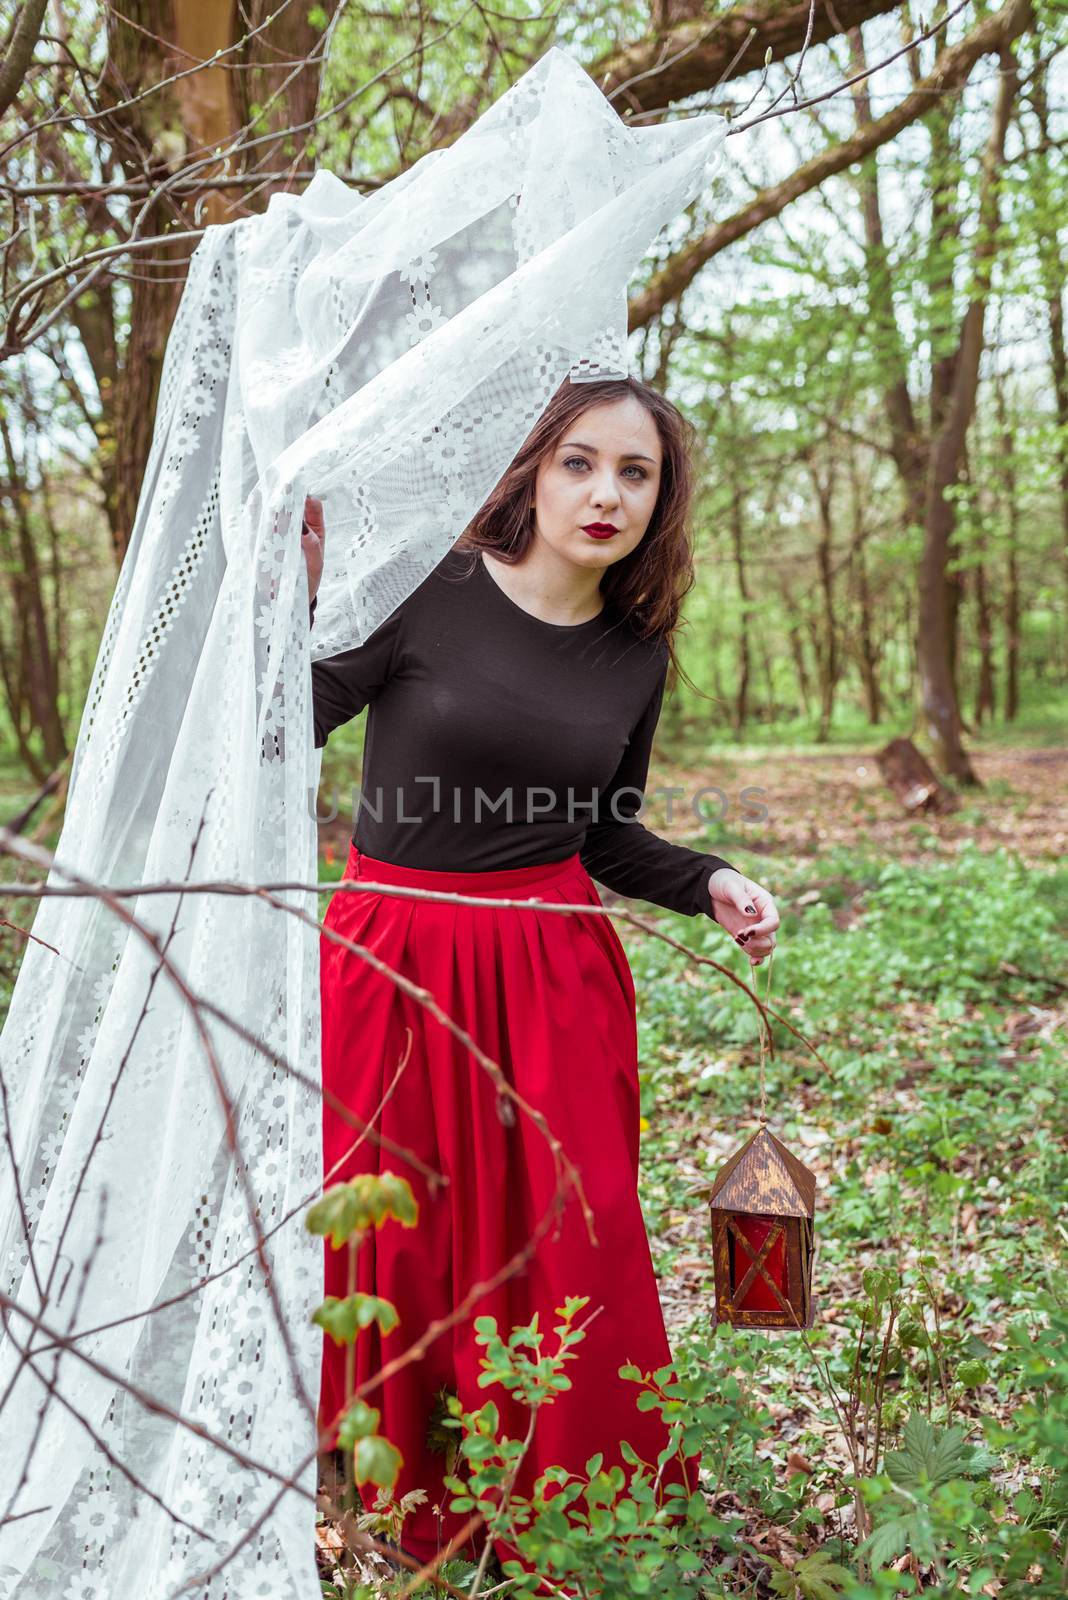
[454,375,703,691]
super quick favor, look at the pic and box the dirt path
[315,745,1067,872]
[649,744,1067,871]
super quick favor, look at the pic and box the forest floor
[0,741,1063,1596]
[614,741,1068,1597]
[312,741,1067,1596]
[646,741,1068,871]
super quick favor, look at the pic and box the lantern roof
[707,1125,816,1218]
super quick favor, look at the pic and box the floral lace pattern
[0,46,726,1597]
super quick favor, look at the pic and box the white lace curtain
[0,47,728,1599]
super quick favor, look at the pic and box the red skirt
[319,841,698,1576]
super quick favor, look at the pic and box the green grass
[623,836,1068,1594]
[1033,866,1068,935]
[663,679,1068,762]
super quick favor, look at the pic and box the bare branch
[594,0,904,115]
[628,0,1034,328]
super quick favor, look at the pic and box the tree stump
[876,737,960,815]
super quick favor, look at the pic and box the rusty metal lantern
[708,1121,817,1330]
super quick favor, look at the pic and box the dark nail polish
[744,904,756,915]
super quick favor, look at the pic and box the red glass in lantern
[732,1215,787,1312]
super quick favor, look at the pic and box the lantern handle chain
[757,946,774,1125]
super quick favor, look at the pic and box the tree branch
[595,0,903,114]
[627,0,1034,329]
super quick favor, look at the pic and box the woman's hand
[301,494,326,603]
[707,867,780,967]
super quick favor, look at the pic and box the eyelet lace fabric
[0,48,727,1598]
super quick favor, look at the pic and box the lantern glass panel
[730,1214,789,1313]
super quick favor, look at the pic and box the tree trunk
[230,1,339,182]
[901,584,916,709]
[847,25,926,529]
[1004,541,1020,722]
[112,242,192,563]
[927,29,963,446]
[721,322,752,736]
[993,371,1021,721]
[787,616,813,720]
[758,632,777,722]
[0,411,66,775]
[1031,64,1068,671]
[807,455,839,742]
[917,46,1019,782]
[854,543,883,725]
[730,483,751,734]
[946,558,965,695]
[650,299,688,390]
[97,1,340,561]
[816,532,837,742]
[0,0,50,119]
[974,554,996,725]
[99,3,216,560]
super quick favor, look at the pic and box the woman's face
[531,396,663,572]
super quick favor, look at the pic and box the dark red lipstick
[583,523,619,541]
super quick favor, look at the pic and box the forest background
[0,2,1065,1598]
[1,0,1067,784]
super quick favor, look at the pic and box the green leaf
[859,1511,922,1570]
[884,1414,979,1491]
[354,1433,403,1489]
[312,1293,399,1345]
[337,1399,380,1449]
[956,1358,989,1387]
[305,1172,418,1247]
[766,1558,797,1598]
[861,1267,897,1303]
[794,1549,854,1600]
[305,1184,365,1248]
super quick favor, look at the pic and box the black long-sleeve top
[309,546,735,920]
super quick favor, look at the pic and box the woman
[303,375,779,1576]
